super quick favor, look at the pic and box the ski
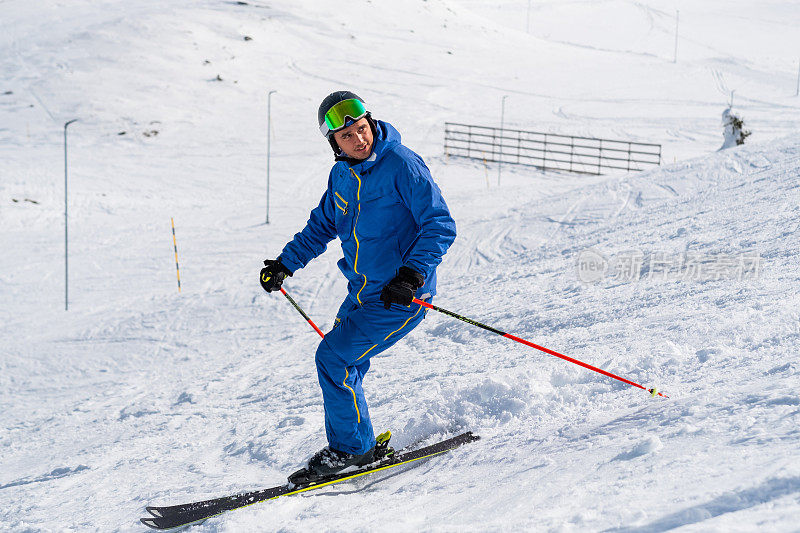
[140,431,479,530]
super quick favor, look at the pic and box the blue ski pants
[315,298,428,455]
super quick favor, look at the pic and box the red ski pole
[413,297,668,399]
[280,287,325,338]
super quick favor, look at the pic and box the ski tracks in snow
[445,218,517,272]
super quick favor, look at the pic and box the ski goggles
[319,98,368,137]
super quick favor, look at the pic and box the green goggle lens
[320,99,368,136]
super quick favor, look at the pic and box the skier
[259,91,456,483]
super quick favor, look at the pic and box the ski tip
[140,517,159,530]
[145,506,162,518]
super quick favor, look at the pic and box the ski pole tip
[648,387,669,399]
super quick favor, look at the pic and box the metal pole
[673,10,679,63]
[498,95,507,186]
[796,58,799,97]
[266,90,276,224]
[64,119,78,311]
[526,0,531,33]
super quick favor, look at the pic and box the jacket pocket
[333,191,353,237]
[333,191,349,214]
[356,196,400,239]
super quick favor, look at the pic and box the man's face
[333,118,373,160]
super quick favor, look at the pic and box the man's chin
[350,147,372,160]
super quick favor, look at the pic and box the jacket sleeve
[395,157,457,279]
[278,172,338,273]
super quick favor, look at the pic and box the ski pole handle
[413,297,668,399]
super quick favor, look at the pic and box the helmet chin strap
[328,136,343,157]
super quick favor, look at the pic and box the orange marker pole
[171,218,181,292]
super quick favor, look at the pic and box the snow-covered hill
[1,1,799,531]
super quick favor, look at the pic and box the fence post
[492,128,500,186]
[517,130,521,164]
[493,127,498,161]
[569,137,574,173]
[597,139,603,175]
[627,142,631,171]
[543,133,548,170]
[498,95,507,186]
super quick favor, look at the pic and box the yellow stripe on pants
[342,367,361,423]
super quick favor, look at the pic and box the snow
[1,0,799,531]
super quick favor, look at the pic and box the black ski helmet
[317,90,376,159]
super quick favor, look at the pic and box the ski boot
[288,431,394,486]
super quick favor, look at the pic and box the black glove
[380,266,425,309]
[260,259,292,293]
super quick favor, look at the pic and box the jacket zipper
[349,168,368,305]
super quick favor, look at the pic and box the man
[259,91,456,483]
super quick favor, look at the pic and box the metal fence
[444,122,661,175]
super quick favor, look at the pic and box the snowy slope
[1,0,800,531]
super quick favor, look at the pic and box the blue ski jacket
[279,120,456,307]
